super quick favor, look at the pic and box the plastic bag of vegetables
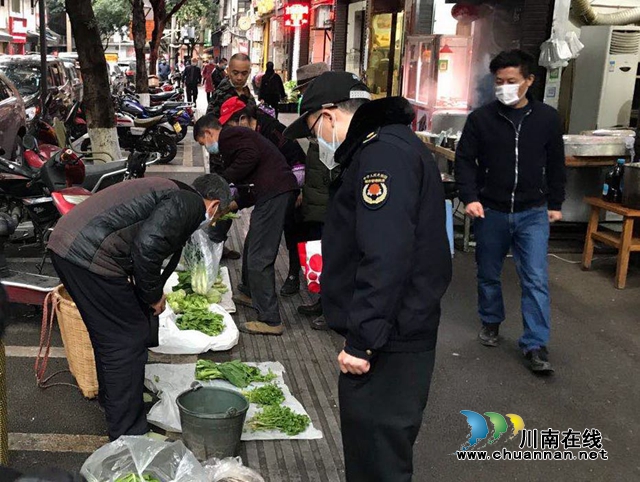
[80,436,206,482]
[183,230,223,296]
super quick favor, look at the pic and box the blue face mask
[316,117,340,171]
[205,142,219,155]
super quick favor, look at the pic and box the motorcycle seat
[134,116,164,128]
[145,106,165,116]
[83,159,128,191]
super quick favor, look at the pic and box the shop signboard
[256,0,275,16]
[9,18,27,44]
[284,4,310,28]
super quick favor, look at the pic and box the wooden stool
[582,197,640,289]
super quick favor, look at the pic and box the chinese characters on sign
[284,4,310,28]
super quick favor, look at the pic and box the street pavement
[2,95,638,480]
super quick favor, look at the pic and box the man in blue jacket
[285,72,452,481]
[455,50,566,374]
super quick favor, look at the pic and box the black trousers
[186,84,198,103]
[206,91,214,103]
[51,254,150,441]
[339,350,436,482]
[241,191,296,324]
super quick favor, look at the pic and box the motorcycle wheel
[156,138,178,164]
[177,125,188,142]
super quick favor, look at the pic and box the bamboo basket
[53,286,99,399]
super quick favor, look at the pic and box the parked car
[0,72,26,161]
[0,55,73,125]
[107,62,127,94]
[61,59,83,103]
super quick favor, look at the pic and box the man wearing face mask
[455,49,566,374]
[47,175,231,440]
[285,72,452,481]
[193,114,298,335]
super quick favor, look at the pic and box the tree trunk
[148,17,166,76]
[66,0,121,162]
[132,0,149,94]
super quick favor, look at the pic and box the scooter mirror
[22,135,37,151]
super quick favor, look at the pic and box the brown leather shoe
[232,293,255,309]
[239,321,284,336]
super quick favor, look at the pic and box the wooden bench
[582,196,640,289]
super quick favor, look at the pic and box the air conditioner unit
[569,26,640,134]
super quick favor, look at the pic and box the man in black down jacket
[455,50,566,374]
[285,72,452,481]
[47,175,231,440]
[194,115,298,335]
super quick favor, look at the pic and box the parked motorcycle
[80,111,178,164]
[117,94,193,142]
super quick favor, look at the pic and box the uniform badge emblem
[362,172,389,209]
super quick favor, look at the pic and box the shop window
[11,0,21,13]
[366,12,404,98]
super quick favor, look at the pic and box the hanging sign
[284,4,310,28]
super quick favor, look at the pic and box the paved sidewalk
[3,92,639,480]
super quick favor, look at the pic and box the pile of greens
[247,405,310,436]
[114,474,160,482]
[195,360,276,388]
[166,290,210,314]
[171,271,228,307]
[242,383,285,406]
[176,309,225,336]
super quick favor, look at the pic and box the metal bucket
[176,385,249,461]
[622,163,640,209]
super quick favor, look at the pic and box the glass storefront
[365,11,404,97]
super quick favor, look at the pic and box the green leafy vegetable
[167,291,210,314]
[206,288,222,304]
[248,405,310,436]
[218,212,239,221]
[176,309,225,336]
[114,474,160,482]
[174,271,193,293]
[242,383,285,406]
[195,360,277,387]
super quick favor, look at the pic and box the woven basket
[53,286,99,399]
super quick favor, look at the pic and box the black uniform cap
[284,71,371,139]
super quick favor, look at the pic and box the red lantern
[451,3,480,24]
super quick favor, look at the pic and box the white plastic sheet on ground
[81,436,207,481]
[164,266,236,314]
[149,304,239,355]
[144,362,323,441]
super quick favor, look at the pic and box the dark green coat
[302,142,338,223]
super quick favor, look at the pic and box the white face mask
[200,204,219,228]
[317,117,340,171]
[495,83,526,106]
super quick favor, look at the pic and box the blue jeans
[474,206,551,352]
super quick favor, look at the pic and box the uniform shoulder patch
[362,172,389,209]
[362,130,379,145]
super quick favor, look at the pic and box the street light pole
[38,0,47,116]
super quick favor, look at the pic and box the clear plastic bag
[184,230,224,296]
[80,436,207,482]
[204,457,265,482]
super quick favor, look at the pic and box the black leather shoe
[525,347,554,374]
[478,324,500,347]
[280,275,300,297]
[311,315,329,331]
[297,300,322,316]
[222,246,241,260]
[237,283,251,297]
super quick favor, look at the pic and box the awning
[27,29,63,44]
[0,30,12,43]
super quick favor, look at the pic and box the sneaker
[239,321,284,336]
[297,300,323,316]
[525,347,554,374]
[478,324,500,347]
[310,315,329,331]
[232,292,255,309]
[280,275,300,297]
[222,246,241,260]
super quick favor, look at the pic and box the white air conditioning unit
[569,26,640,134]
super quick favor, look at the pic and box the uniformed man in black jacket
[285,72,452,482]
